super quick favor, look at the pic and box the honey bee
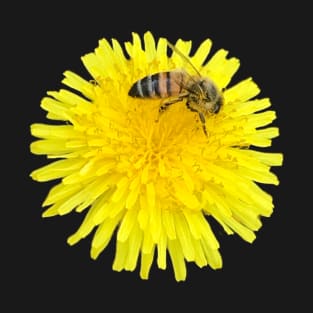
[128,41,224,136]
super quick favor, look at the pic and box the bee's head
[200,79,223,114]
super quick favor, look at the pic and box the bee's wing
[167,41,204,96]
[168,68,206,100]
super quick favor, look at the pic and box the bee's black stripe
[152,73,160,97]
[139,77,150,97]
[166,72,171,96]
[128,80,141,97]
[146,75,153,96]
[129,72,168,98]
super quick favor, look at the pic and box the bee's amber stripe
[158,71,182,98]
[158,72,168,98]
[169,72,183,96]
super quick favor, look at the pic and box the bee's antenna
[166,40,202,77]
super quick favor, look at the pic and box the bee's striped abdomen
[128,71,183,99]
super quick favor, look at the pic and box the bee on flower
[128,41,224,137]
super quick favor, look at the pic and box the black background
[4,1,309,311]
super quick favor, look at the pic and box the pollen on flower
[30,31,283,281]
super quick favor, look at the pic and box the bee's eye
[213,97,223,113]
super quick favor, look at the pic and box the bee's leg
[159,97,183,114]
[186,102,208,137]
[186,101,198,113]
[198,112,208,137]
[156,97,184,122]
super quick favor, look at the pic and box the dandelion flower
[30,31,283,281]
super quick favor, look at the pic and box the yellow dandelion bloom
[30,31,283,281]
